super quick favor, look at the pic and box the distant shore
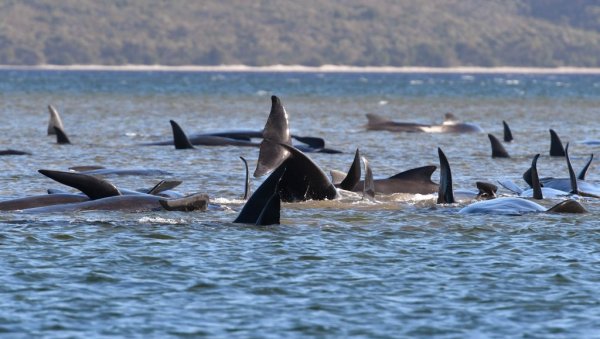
[2,64,600,74]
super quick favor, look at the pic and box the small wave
[211,197,246,205]
[137,216,185,224]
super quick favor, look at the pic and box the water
[0,69,599,337]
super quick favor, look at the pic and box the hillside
[0,0,599,67]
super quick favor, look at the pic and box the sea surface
[0,69,599,338]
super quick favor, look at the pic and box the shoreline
[2,64,600,74]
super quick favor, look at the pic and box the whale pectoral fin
[235,164,286,224]
[388,165,437,182]
[578,154,594,180]
[159,193,209,212]
[497,179,523,195]
[339,149,361,191]
[362,156,375,200]
[476,181,497,199]
[38,169,120,200]
[437,148,455,204]
[488,133,510,158]
[169,120,195,149]
[546,199,587,214]
[147,180,183,195]
[54,126,71,144]
[549,129,566,157]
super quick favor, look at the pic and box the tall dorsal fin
[361,156,375,200]
[502,120,513,142]
[169,120,195,149]
[240,156,251,200]
[488,133,510,158]
[147,180,183,195]
[234,164,286,224]
[437,148,455,204]
[578,154,594,180]
[564,143,578,195]
[38,169,121,200]
[339,149,361,191]
[549,129,565,157]
[531,154,543,200]
[54,126,71,144]
[389,165,436,182]
[47,105,64,136]
[254,96,292,177]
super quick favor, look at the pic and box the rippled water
[0,70,599,337]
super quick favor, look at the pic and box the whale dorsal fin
[339,149,361,191]
[38,169,121,200]
[240,156,251,200]
[578,154,594,180]
[234,164,286,224]
[362,156,375,200]
[437,148,455,204]
[169,120,195,149]
[254,96,292,177]
[54,126,71,144]
[564,143,579,195]
[503,120,513,142]
[389,165,436,182]
[47,105,64,136]
[531,154,543,200]
[549,129,565,157]
[488,133,510,158]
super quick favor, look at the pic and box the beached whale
[366,113,483,133]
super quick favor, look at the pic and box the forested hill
[1,0,600,67]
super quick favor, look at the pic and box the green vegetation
[1,0,599,67]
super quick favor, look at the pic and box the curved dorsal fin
[531,154,543,200]
[365,113,391,126]
[389,165,436,182]
[488,133,510,158]
[38,169,121,200]
[240,156,250,200]
[502,120,513,142]
[47,105,65,136]
[54,126,71,144]
[169,120,195,149]
[578,154,594,180]
[437,148,455,204]
[361,156,375,200]
[549,129,566,157]
[565,143,578,195]
[254,96,292,177]
[339,149,361,191]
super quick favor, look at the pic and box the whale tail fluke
[578,154,594,180]
[54,126,71,144]
[338,149,361,191]
[530,154,543,200]
[254,96,292,177]
[47,105,65,136]
[234,164,286,225]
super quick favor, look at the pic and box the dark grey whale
[366,113,483,133]
[47,105,65,136]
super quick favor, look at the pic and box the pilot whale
[47,105,65,136]
[366,113,483,133]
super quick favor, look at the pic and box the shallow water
[0,70,599,337]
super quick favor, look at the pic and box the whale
[366,113,483,133]
[549,129,566,156]
[441,151,587,215]
[0,149,31,156]
[47,105,65,136]
[68,166,173,177]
